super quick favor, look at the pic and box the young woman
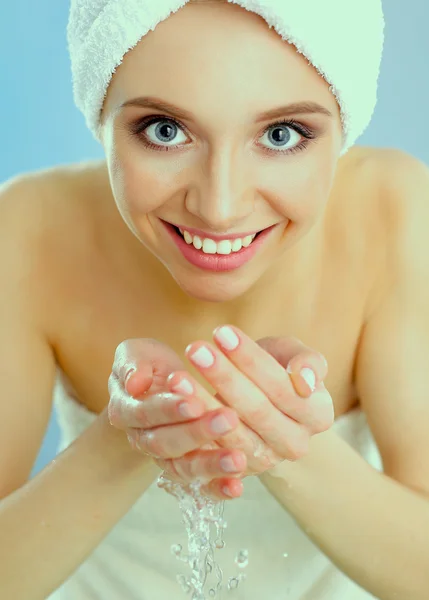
[1,1,429,599]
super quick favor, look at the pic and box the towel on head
[67,0,385,155]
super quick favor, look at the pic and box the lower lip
[161,220,278,272]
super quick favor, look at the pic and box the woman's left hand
[156,326,335,489]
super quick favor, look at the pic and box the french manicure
[178,401,200,418]
[172,377,193,395]
[189,345,214,368]
[220,455,238,472]
[300,367,316,392]
[214,326,239,350]
[211,414,233,434]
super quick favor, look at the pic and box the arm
[260,151,429,600]
[1,412,160,600]
[0,178,160,600]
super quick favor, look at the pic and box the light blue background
[0,1,427,477]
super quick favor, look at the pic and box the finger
[256,335,328,395]
[212,326,331,430]
[110,338,186,398]
[155,460,243,502]
[185,339,308,458]
[109,381,204,431]
[254,334,334,431]
[200,477,244,501]
[127,392,207,429]
[108,338,187,429]
[166,371,280,470]
[167,448,247,483]
[130,407,240,459]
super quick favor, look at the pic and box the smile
[160,219,280,272]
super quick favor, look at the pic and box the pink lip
[166,221,262,242]
[161,219,279,272]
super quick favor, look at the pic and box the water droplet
[158,471,247,598]
[171,543,182,556]
[227,577,239,590]
[176,574,192,593]
[234,549,249,568]
[283,552,289,558]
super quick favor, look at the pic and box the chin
[169,269,255,304]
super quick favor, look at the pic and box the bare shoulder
[375,147,429,281]
[0,160,110,332]
[348,146,429,317]
[350,145,429,214]
[356,146,429,254]
[0,159,107,229]
[372,147,429,217]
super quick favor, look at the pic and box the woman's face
[100,1,343,303]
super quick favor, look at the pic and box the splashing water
[157,474,248,598]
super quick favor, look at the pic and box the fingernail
[178,401,200,418]
[300,367,316,392]
[211,414,233,434]
[222,486,234,497]
[220,455,238,472]
[214,326,239,350]
[189,345,214,368]
[172,377,193,395]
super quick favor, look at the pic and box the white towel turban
[67,0,385,156]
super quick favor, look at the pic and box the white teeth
[183,230,193,244]
[202,238,217,254]
[193,235,203,250]
[178,228,257,255]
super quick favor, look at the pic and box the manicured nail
[220,455,238,472]
[214,326,239,350]
[211,414,233,434]
[172,378,193,395]
[189,345,214,368]
[300,367,316,392]
[178,402,200,418]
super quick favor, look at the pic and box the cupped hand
[161,327,335,482]
[107,338,247,501]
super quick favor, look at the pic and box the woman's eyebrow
[120,96,333,122]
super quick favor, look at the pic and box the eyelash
[130,114,317,156]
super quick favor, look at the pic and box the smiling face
[100,1,343,303]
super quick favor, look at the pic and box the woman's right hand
[107,338,247,501]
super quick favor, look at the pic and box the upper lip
[164,220,266,241]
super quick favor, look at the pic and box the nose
[185,150,255,232]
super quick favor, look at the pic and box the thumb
[112,338,186,397]
[256,335,328,380]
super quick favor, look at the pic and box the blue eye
[132,115,316,155]
[144,120,188,146]
[259,124,302,152]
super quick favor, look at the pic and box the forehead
[113,3,326,85]
[103,0,338,123]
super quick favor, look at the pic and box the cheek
[274,166,334,224]
[110,160,172,216]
